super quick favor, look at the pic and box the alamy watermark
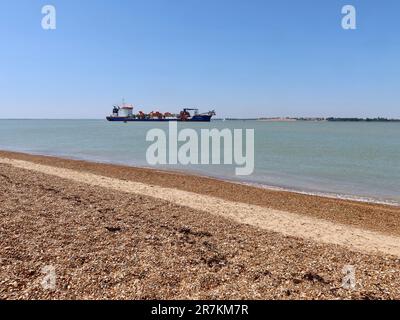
[41,265,56,290]
[342,265,356,290]
[146,122,255,176]
[342,5,357,30]
[41,5,56,30]
[40,4,355,31]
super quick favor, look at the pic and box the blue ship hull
[106,115,212,122]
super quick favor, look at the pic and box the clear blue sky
[0,0,399,119]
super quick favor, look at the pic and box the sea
[1,119,399,205]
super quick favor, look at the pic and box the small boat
[106,102,216,122]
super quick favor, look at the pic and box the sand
[1,156,400,258]
[1,151,400,299]
[2,150,399,237]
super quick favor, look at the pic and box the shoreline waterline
[1,147,399,207]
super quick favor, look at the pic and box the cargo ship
[106,102,216,122]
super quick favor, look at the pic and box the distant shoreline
[1,117,400,122]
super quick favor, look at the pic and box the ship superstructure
[107,102,215,122]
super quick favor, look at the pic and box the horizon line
[1,117,400,121]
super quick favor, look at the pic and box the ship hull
[106,115,212,122]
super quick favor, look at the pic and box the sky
[0,0,399,119]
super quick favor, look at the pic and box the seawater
[1,119,399,205]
